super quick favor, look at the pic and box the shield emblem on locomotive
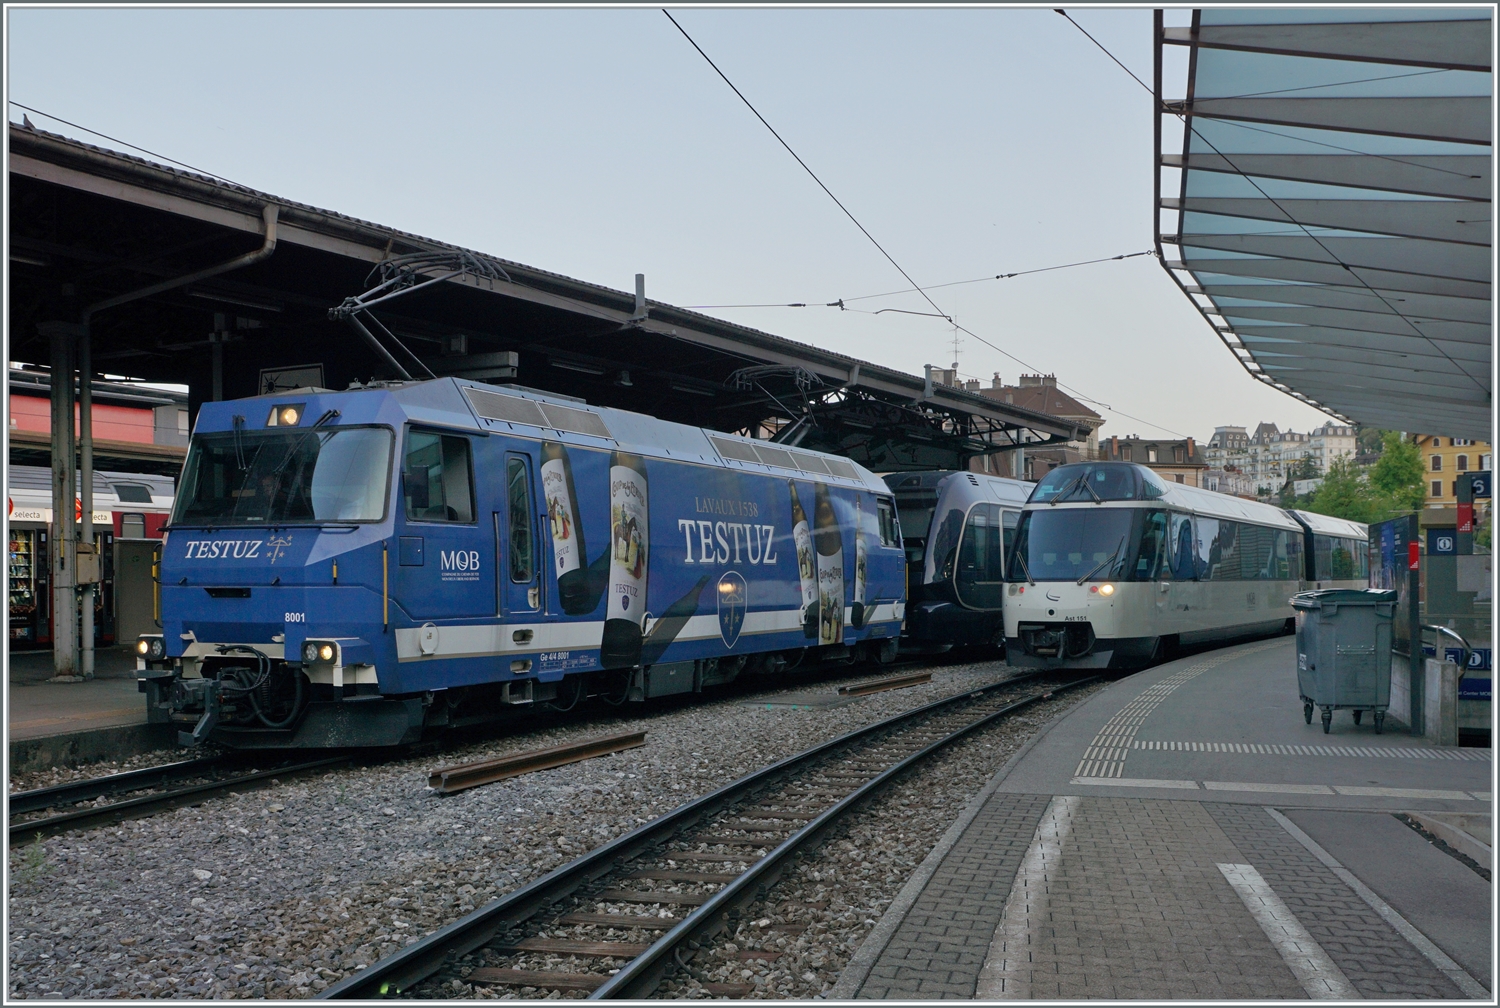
[716,571,747,648]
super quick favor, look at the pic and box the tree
[1305,455,1375,523]
[1369,431,1426,515]
[1357,427,1388,456]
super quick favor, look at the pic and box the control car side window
[403,431,475,523]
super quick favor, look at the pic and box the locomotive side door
[497,450,543,617]
[396,428,493,619]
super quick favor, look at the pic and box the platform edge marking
[1265,807,1491,999]
[1216,862,1358,999]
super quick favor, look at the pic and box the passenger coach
[137,378,906,748]
[1004,462,1307,670]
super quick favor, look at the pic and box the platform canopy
[8,123,1086,472]
[1156,9,1492,440]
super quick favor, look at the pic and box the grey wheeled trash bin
[1292,589,1398,734]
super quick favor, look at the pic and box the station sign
[1427,529,1457,556]
[1422,644,1492,672]
[1470,471,1491,499]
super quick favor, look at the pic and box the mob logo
[717,571,747,648]
[440,550,481,572]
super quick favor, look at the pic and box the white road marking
[1069,776,1200,789]
[1267,808,1491,999]
[1216,862,1358,999]
[1074,640,1285,778]
[1206,781,1334,794]
[1134,740,1490,761]
[1332,785,1476,800]
[975,795,1079,999]
[1071,778,1482,801]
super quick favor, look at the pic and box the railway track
[320,669,1096,1000]
[4,654,946,849]
[8,755,353,844]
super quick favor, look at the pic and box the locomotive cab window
[955,503,1005,609]
[507,457,536,584]
[404,431,475,523]
[876,498,899,547]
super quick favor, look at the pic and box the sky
[5,5,1342,441]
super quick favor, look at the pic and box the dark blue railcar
[137,379,906,748]
[883,470,1031,651]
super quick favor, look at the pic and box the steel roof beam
[1194,283,1490,323]
[1177,97,1491,145]
[1174,257,1491,299]
[1177,234,1492,281]
[1162,21,1492,72]
[1161,153,1489,201]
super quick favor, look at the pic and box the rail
[9,756,350,844]
[319,669,1095,1000]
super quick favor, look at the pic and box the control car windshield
[173,426,393,526]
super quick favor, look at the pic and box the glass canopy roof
[1155,9,1491,439]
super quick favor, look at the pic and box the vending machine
[8,528,48,647]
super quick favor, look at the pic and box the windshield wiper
[231,414,247,470]
[1077,536,1126,585]
[1013,550,1035,586]
[1046,474,1084,505]
[1081,476,1104,504]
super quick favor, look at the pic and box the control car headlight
[138,636,165,659]
[302,641,319,663]
[136,639,150,656]
[319,644,335,662]
[1098,583,1115,596]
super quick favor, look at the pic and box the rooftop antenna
[949,317,962,375]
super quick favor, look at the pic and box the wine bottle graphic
[813,482,844,645]
[851,496,868,629]
[541,442,591,614]
[789,480,818,638]
[601,452,649,668]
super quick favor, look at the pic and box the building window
[1431,455,1443,471]
[1121,446,1132,461]
[1452,481,1459,497]
[1457,455,1469,472]
[1174,474,1184,484]
[1147,448,1158,463]
[1431,480,1443,497]
[1173,446,1184,463]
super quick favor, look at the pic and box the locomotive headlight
[1098,583,1115,596]
[302,640,337,663]
[266,403,306,427]
[136,638,150,656]
[137,635,165,659]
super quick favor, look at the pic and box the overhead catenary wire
[685,250,1155,309]
[666,9,1193,440]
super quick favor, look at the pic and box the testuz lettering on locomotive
[138,378,906,748]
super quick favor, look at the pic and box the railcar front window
[1030,464,1140,503]
[1009,509,1137,581]
[173,427,393,526]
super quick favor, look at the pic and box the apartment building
[1415,434,1493,507]
[1102,434,1207,486]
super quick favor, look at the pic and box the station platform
[7,647,167,772]
[837,637,1493,1001]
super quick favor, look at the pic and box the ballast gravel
[7,659,1078,1000]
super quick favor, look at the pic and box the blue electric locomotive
[136,378,907,748]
